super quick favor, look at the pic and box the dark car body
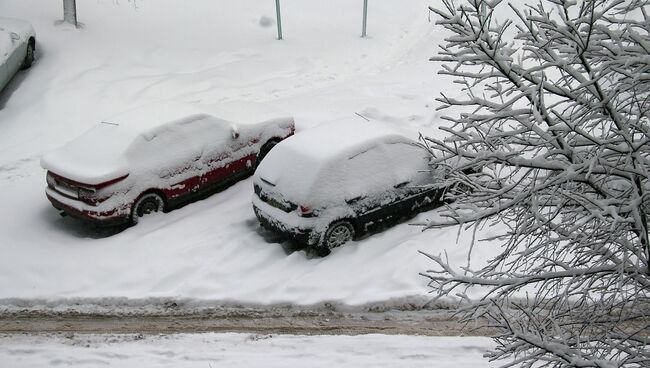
[252,120,451,251]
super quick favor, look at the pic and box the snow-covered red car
[252,120,453,253]
[0,17,36,92]
[41,102,294,225]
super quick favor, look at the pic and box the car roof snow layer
[255,120,425,205]
[40,103,230,185]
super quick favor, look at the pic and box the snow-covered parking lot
[0,0,496,307]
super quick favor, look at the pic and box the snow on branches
[423,0,650,366]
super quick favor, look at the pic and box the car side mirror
[10,32,20,41]
[231,127,240,140]
[345,195,366,204]
[394,181,410,189]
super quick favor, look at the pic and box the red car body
[41,103,294,225]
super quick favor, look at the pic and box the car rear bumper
[252,197,319,246]
[46,188,129,226]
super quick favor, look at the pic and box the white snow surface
[0,333,495,368]
[0,0,499,307]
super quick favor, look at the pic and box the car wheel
[256,140,279,167]
[131,193,164,223]
[21,42,35,69]
[321,221,355,250]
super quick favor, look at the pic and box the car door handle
[394,181,410,189]
[346,196,365,204]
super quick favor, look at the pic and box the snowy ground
[0,333,495,368]
[0,0,500,307]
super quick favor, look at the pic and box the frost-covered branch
[424,0,650,366]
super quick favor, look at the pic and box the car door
[135,123,205,203]
[0,31,12,90]
[219,132,257,180]
[336,144,404,231]
[197,119,251,190]
[351,142,436,231]
[395,142,441,209]
[6,32,25,76]
[382,142,444,215]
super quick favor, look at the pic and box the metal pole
[361,0,368,37]
[63,0,78,27]
[275,0,283,40]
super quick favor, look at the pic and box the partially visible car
[0,17,36,92]
[41,102,294,225]
[252,120,457,254]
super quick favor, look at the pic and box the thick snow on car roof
[40,102,231,185]
[105,102,215,133]
[273,118,409,161]
[256,119,429,205]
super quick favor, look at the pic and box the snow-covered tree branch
[424,0,650,366]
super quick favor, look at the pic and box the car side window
[190,117,235,165]
[329,145,397,201]
[129,117,231,174]
[384,142,431,187]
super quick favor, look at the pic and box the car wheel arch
[256,138,282,165]
[319,218,360,248]
[262,137,282,151]
[21,38,36,69]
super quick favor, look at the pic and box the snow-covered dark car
[252,121,452,253]
[0,17,36,92]
[41,102,294,225]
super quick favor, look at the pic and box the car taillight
[298,205,314,217]
[78,187,97,201]
[46,172,56,188]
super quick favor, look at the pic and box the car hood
[0,17,36,39]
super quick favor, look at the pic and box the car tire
[131,193,165,224]
[21,41,35,69]
[320,220,355,250]
[256,140,279,167]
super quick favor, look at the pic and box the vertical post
[63,0,78,27]
[275,0,283,40]
[361,0,368,38]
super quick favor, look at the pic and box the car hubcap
[327,225,352,249]
[137,196,162,218]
